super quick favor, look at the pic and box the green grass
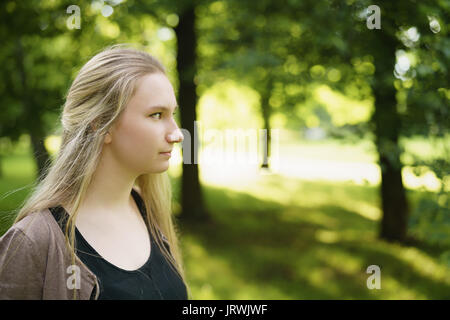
[0,153,37,235]
[177,179,449,299]
[1,139,449,299]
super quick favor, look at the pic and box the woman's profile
[0,44,190,300]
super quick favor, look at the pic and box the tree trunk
[30,132,50,181]
[371,32,410,243]
[174,5,211,224]
[260,78,273,169]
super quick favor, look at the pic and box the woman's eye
[150,112,162,119]
[150,111,177,119]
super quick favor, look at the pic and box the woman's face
[106,72,183,174]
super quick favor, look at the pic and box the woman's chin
[147,163,170,174]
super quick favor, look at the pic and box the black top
[49,188,188,300]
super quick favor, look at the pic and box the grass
[178,179,450,299]
[1,136,449,299]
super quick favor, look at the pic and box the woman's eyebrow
[147,104,179,112]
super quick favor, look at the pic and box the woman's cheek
[114,124,145,161]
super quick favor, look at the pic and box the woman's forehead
[132,73,177,109]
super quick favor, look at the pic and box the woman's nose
[168,127,184,143]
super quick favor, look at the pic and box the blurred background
[0,0,449,299]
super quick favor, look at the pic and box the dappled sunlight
[292,249,347,298]
[197,80,263,130]
[182,236,227,299]
[305,268,342,297]
[398,247,450,285]
[375,275,426,299]
[200,166,382,224]
[403,167,443,192]
[231,284,292,300]
[278,156,381,185]
[280,207,339,229]
[347,202,381,221]
[315,247,364,276]
[171,135,444,194]
[182,234,293,299]
[96,16,121,38]
[314,84,373,126]
[300,244,447,299]
[315,230,341,244]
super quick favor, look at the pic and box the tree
[129,0,212,223]
[199,0,448,244]
[0,0,71,179]
[174,5,211,223]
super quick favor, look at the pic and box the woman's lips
[160,151,171,157]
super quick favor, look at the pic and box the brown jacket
[0,208,100,300]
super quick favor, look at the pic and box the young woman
[0,44,190,300]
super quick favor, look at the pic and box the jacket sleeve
[0,226,45,299]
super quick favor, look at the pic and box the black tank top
[49,188,188,300]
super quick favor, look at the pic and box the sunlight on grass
[282,207,339,229]
[315,230,341,244]
[380,277,426,299]
[306,268,342,296]
[316,247,364,274]
[350,202,381,221]
[293,248,349,298]
[183,235,237,299]
[182,234,292,299]
[398,247,450,285]
[200,169,382,224]
[178,131,445,194]
[296,243,447,299]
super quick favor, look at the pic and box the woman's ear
[91,121,112,144]
[104,131,112,144]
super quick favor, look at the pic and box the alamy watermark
[366,5,381,29]
[66,5,81,30]
[66,265,81,290]
[366,264,381,289]
[178,121,280,172]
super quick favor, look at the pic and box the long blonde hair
[12,44,191,299]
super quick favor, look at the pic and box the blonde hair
[12,44,191,299]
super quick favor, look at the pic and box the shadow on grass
[179,184,450,299]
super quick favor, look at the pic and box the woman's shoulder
[0,209,54,251]
[0,209,59,299]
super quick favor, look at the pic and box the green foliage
[409,196,450,244]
